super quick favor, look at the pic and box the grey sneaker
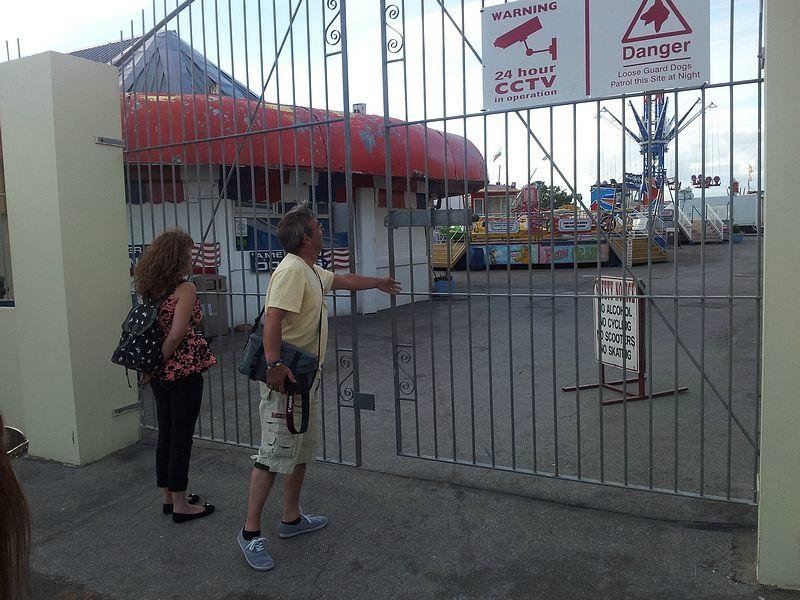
[237,530,274,571]
[277,509,328,539]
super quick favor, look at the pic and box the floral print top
[154,293,217,380]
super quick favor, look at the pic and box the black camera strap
[286,269,324,434]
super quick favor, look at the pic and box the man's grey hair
[277,201,317,253]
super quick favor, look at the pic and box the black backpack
[111,294,169,380]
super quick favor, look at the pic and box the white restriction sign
[481,0,586,110]
[594,276,643,372]
[588,0,710,98]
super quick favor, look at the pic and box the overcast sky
[1,0,764,200]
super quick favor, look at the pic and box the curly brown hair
[134,228,195,301]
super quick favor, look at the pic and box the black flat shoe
[162,493,201,515]
[172,502,215,524]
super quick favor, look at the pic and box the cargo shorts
[254,374,321,474]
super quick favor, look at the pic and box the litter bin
[194,275,229,337]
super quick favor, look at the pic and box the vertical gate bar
[483,115,495,467]
[459,0,477,466]
[572,103,581,479]
[504,112,516,469]
[155,2,170,230]
[644,96,648,489]
[700,85,707,495]
[320,0,335,461]
[287,0,302,214]
[271,0,286,218]
[672,90,680,492]
[527,108,537,472]
[419,0,430,458]
[186,0,214,439]
[139,10,157,274]
[120,27,142,425]
[174,1,205,439]
[646,93,654,490]
[330,0,346,462]
[339,0,361,467]
[130,18,147,307]
[223,0,241,444]
[305,0,315,214]
[378,0,396,455]
[213,0,244,444]
[419,0,439,461]
[726,0,735,500]
[595,100,604,482]
[400,0,422,459]
[212,0,229,442]
[620,97,628,486]
[200,0,218,441]
[549,106,558,477]
[241,0,257,446]
[439,1,457,462]
[754,0,764,503]
[163,0,179,229]
[303,0,323,455]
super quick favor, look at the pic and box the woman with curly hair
[1,412,30,599]
[134,228,217,523]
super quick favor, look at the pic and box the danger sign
[482,0,709,110]
[481,0,586,110]
[589,0,709,98]
[593,276,644,372]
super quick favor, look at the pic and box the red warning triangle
[621,0,693,44]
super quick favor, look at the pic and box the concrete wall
[0,52,139,464]
[757,0,800,589]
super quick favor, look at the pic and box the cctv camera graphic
[494,16,558,60]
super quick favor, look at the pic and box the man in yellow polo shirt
[237,202,401,571]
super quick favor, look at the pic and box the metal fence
[379,0,763,504]
[110,0,365,467]
[31,0,765,504]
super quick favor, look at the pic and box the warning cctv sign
[481,0,709,110]
[481,1,586,110]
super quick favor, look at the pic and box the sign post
[562,275,688,405]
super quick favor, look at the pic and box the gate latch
[384,209,476,229]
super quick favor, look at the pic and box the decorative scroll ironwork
[324,0,342,49]
[337,350,354,404]
[384,4,405,56]
[397,347,416,397]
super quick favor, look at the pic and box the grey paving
[15,438,800,600]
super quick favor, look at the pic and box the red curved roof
[122,94,485,192]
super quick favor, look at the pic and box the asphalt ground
[15,437,800,600]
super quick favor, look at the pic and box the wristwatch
[266,359,283,370]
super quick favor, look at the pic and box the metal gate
[380,0,763,504]
[107,0,366,466]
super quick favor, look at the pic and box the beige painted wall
[758,0,800,590]
[0,52,139,464]
[0,308,23,430]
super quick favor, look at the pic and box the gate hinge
[113,401,142,416]
[384,208,476,229]
[353,393,375,411]
[96,136,126,149]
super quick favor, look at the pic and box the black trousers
[151,373,203,492]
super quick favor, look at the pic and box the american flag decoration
[192,241,222,273]
[319,247,350,270]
